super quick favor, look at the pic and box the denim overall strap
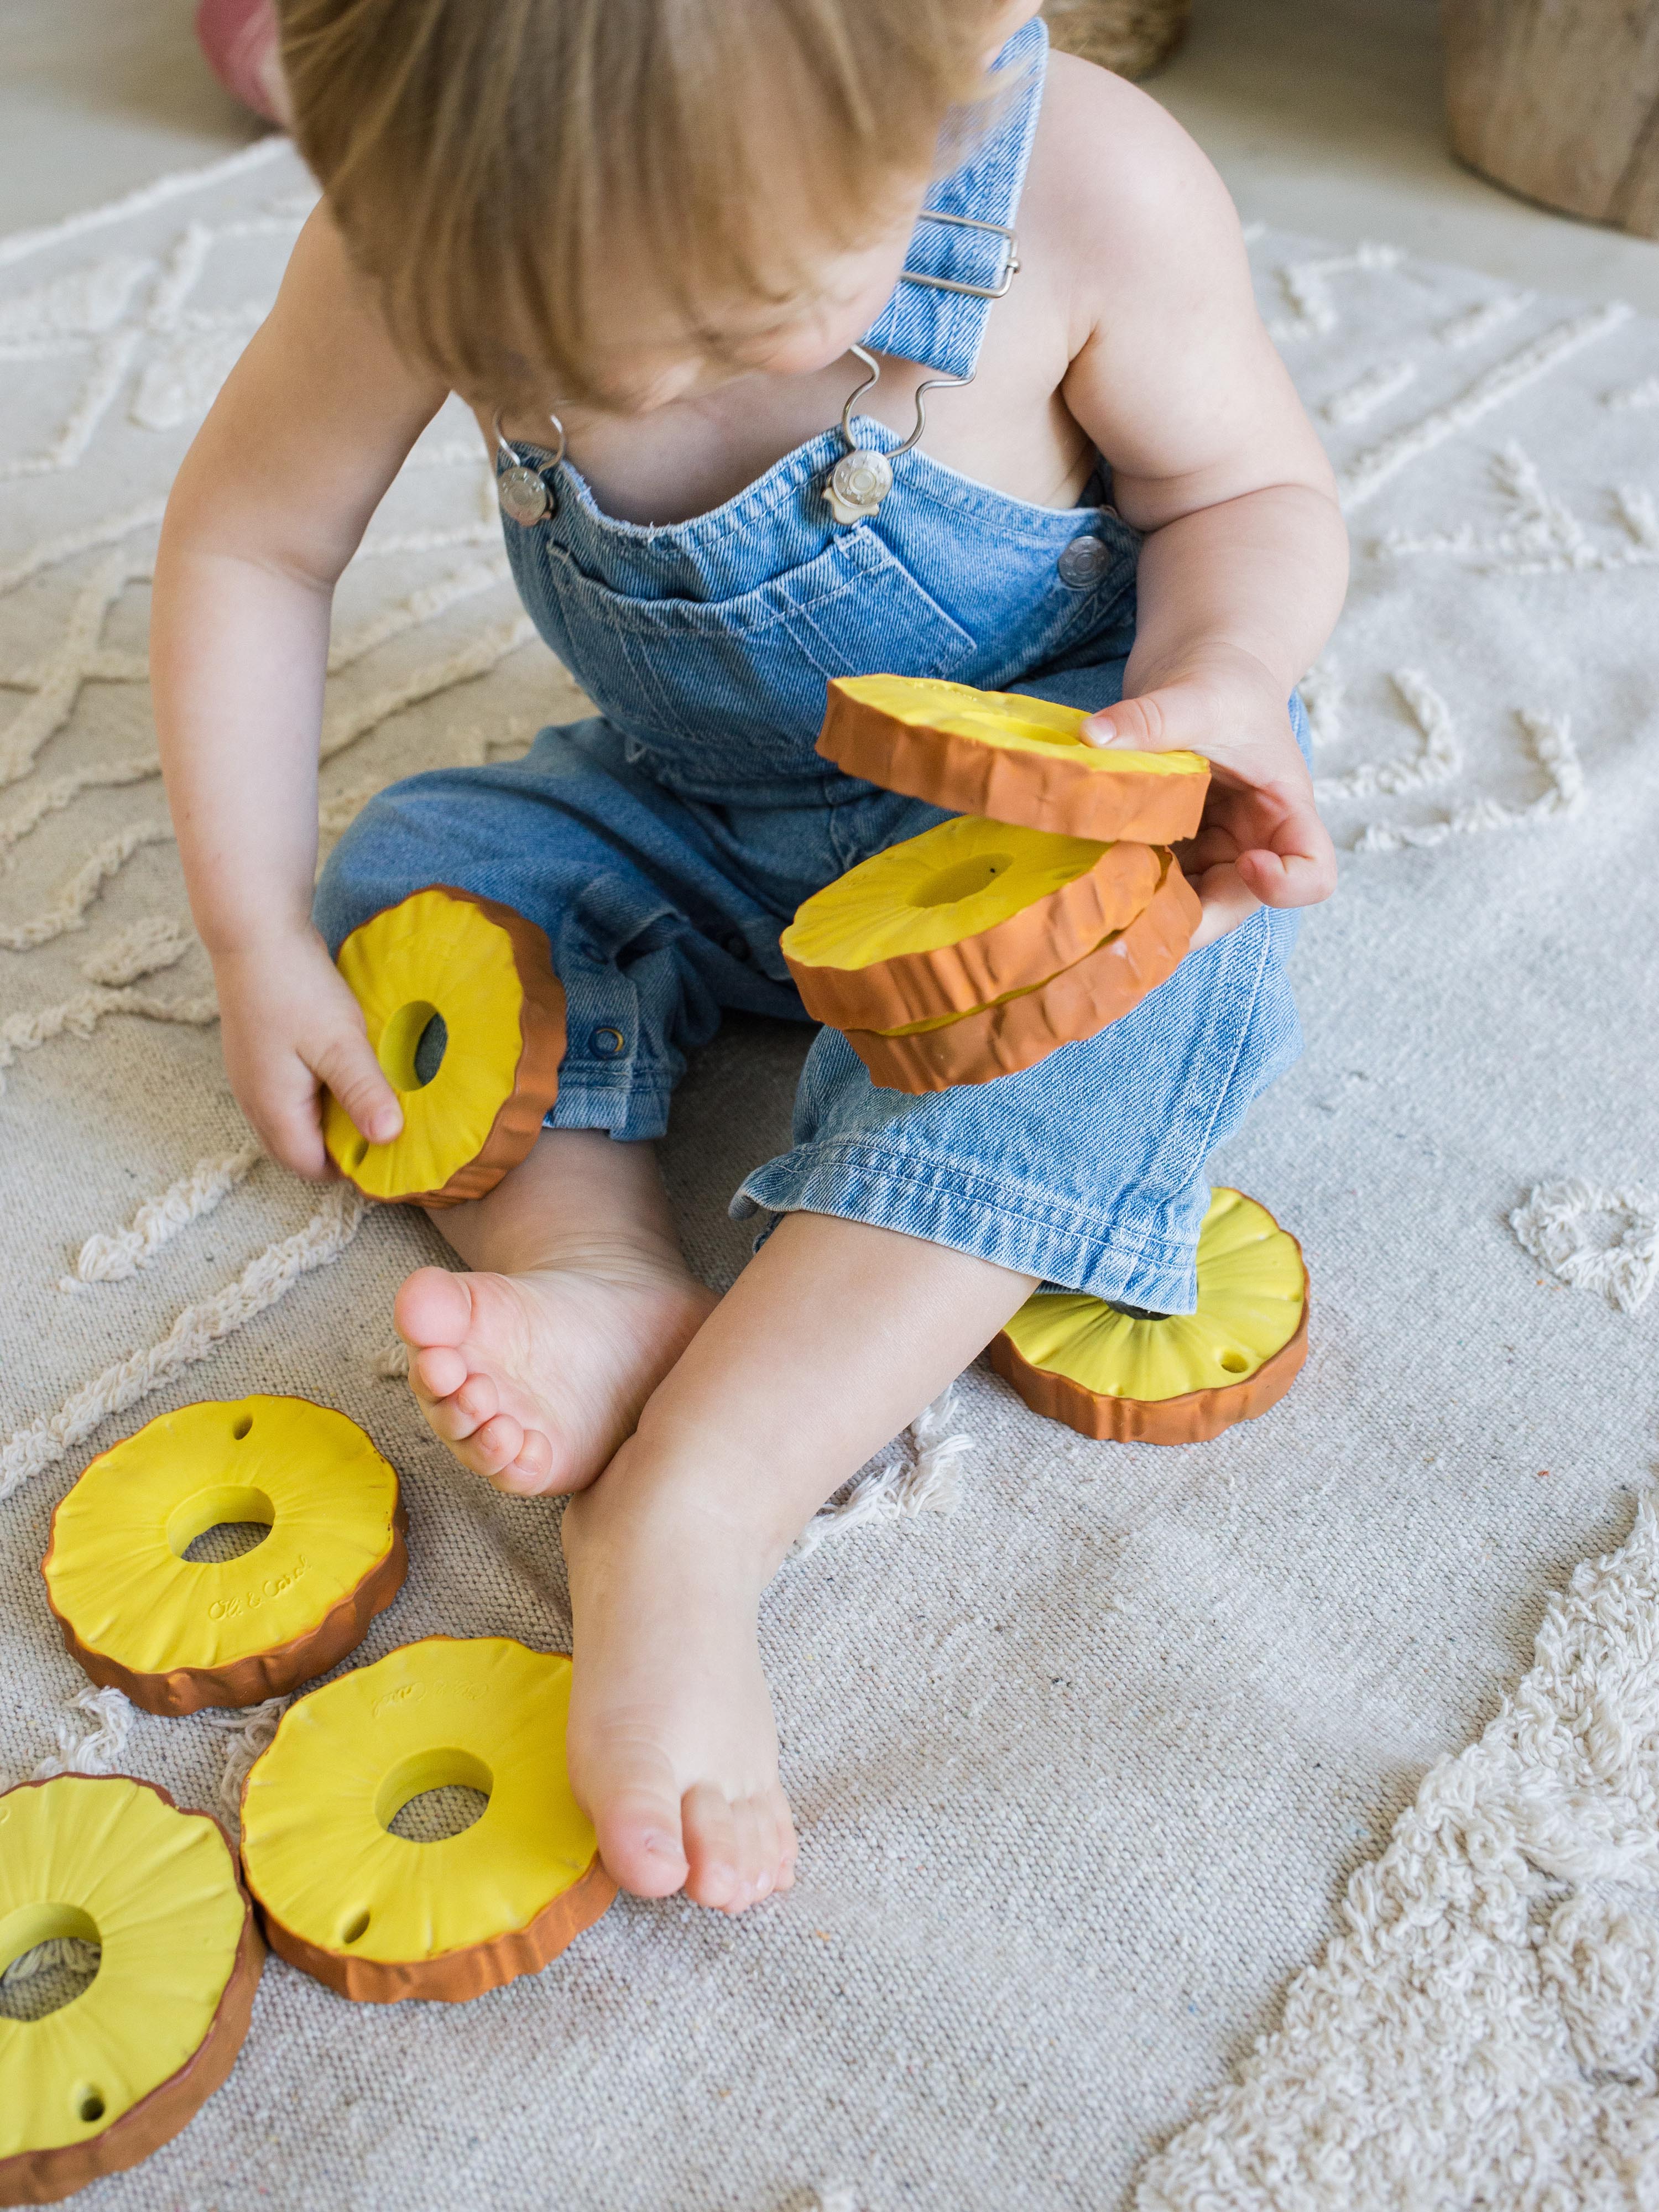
[855,15,1048,379]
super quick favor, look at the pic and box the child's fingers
[1237,794,1338,907]
[1186,863,1260,952]
[1188,846,1336,956]
[1078,682,1204,753]
[309,1028,404,1144]
[241,1076,332,1181]
[1237,841,1336,909]
[1084,677,1337,917]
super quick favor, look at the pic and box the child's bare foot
[396,1259,714,1493]
[550,1212,1031,1913]
[561,1476,797,1913]
[393,1129,716,1495]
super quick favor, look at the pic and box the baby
[151,0,1344,1916]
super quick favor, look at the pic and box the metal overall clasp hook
[825,347,973,525]
[494,410,568,526]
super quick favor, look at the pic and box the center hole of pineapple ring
[911,853,1014,908]
[376,1748,494,1843]
[168,1484,275,1563]
[377,1000,447,1093]
[0,1903,101,2025]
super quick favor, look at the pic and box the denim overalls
[316,18,1310,1314]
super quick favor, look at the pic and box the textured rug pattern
[1,143,1657,2211]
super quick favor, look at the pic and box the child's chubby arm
[151,204,450,1173]
[1036,58,1348,947]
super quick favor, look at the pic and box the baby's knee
[312,773,474,951]
[313,794,402,952]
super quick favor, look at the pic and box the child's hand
[212,929,402,1178]
[1080,650,1336,952]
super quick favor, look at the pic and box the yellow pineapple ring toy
[990,1188,1308,1443]
[818,675,1210,843]
[323,884,566,1207]
[781,812,1163,1032]
[845,849,1199,1094]
[43,1397,406,1717]
[0,1774,261,2206]
[238,1637,614,2004]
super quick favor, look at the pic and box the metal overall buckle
[493,410,567,525]
[898,208,1020,301]
[824,210,1017,525]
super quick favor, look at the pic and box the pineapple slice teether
[782,812,1162,1032]
[325,884,566,1207]
[845,848,1198,1094]
[818,675,1209,843]
[0,1775,260,2205]
[44,1397,406,1715]
[990,1188,1308,1443]
[238,1637,614,2004]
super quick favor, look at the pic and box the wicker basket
[1042,0,1193,78]
[1444,0,1659,240]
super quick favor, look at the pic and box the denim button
[589,1026,626,1058]
[1057,535,1110,587]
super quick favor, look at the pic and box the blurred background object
[1043,0,1194,77]
[1443,0,1659,241]
[195,0,289,128]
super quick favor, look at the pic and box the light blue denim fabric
[856,16,1045,380]
[315,18,1310,1315]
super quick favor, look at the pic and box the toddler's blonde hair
[278,0,1000,405]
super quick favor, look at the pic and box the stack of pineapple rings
[2,680,1310,2202]
[790,676,1207,1091]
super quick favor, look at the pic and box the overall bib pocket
[516,530,977,795]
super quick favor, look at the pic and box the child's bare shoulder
[1020,55,1321,503]
[270,205,448,406]
[1025,53,1249,323]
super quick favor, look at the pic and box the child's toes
[416,1371,496,1444]
[494,1430,555,1494]
[411,1343,468,1402]
[467,1412,526,1478]
[728,1796,771,1910]
[749,1796,791,1902]
[394,1264,473,1352]
[588,1760,691,1899]
[769,1788,800,1890]
[681,1782,743,1911]
[452,1371,499,1427]
[738,1793,792,1908]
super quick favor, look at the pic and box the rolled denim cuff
[733,1138,1209,1312]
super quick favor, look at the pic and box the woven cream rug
[2,142,1657,2212]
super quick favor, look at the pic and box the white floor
[0,0,261,231]
[6,0,1659,309]
[1151,0,1659,310]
